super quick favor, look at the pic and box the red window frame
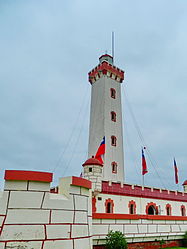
[128,200,136,214]
[111,161,117,173]
[110,88,116,99]
[111,111,116,122]
[105,198,114,213]
[111,136,117,146]
[181,205,186,216]
[166,204,172,216]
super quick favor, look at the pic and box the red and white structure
[1,54,187,249]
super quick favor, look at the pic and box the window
[89,167,92,172]
[112,162,117,173]
[105,199,114,213]
[111,136,117,146]
[146,202,158,215]
[128,200,136,214]
[181,205,186,216]
[110,88,116,99]
[166,204,172,216]
[111,111,116,122]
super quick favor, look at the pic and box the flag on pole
[142,148,148,175]
[95,136,105,164]
[174,158,179,184]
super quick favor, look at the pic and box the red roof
[183,180,187,185]
[99,54,113,59]
[82,157,103,167]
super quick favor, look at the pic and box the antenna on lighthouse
[112,31,115,63]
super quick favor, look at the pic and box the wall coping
[4,170,53,183]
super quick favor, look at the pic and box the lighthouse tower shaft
[88,55,125,183]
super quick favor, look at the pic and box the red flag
[142,149,148,175]
[95,137,105,164]
[174,158,179,184]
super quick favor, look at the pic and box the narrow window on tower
[112,162,117,173]
[111,136,117,146]
[110,88,116,99]
[111,111,116,122]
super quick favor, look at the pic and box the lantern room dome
[82,157,103,167]
[183,180,187,185]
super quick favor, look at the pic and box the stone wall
[0,170,92,249]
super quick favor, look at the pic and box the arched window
[110,88,116,99]
[166,204,172,216]
[111,111,116,122]
[128,200,136,214]
[111,162,117,173]
[181,205,186,216]
[111,136,117,146]
[105,199,114,213]
[146,202,158,215]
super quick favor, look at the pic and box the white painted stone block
[46,224,70,239]
[4,180,28,190]
[153,220,165,224]
[5,209,50,224]
[70,186,81,195]
[141,219,153,224]
[130,219,142,224]
[92,224,109,235]
[109,224,123,233]
[74,211,88,224]
[42,192,74,210]
[0,225,45,240]
[157,224,170,233]
[180,224,187,231]
[147,224,157,233]
[81,187,90,196]
[72,224,89,238]
[28,181,50,191]
[171,224,180,232]
[0,243,4,249]
[138,224,148,233]
[51,210,74,223]
[43,240,73,249]
[124,224,138,234]
[0,191,9,215]
[74,238,91,249]
[0,216,5,226]
[74,195,88,210]
[116,219,131,224]
[6,241,42,249]
[88,216,92,236]
[9,191,44,208]
[101,219,115,224]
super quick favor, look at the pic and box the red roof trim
[93,213,187,221]
[71,176,92,189]
[82,158,103,167]
[102,181,187,202]
[99,54,113,59]
[4,170,53,183]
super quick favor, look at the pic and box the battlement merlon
[88,54,124,84]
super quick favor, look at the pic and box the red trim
[71,176,92,189]
[105,199,114,213]
[4,170,53,182]
[92,197,96,213]
[128,200,136,214]
[93,213,187,220]
[82,157,103,167]
[102,181,187,202]
[88,61,124,84]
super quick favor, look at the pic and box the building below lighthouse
[0,54,187,249]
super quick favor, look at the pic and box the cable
[52,85,89,172]
[122,85,168,189]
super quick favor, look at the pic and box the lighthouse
[86,54,125,183]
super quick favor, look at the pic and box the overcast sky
[0,0,187,190]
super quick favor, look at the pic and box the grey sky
[0,0,187,190]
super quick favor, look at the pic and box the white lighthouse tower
[87,54,125,183]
